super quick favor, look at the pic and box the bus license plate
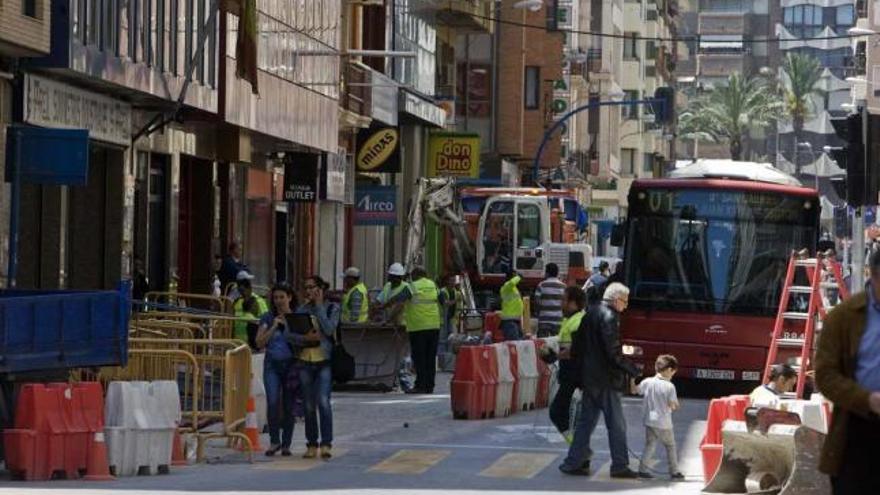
[694,369,735,380]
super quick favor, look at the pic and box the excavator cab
[477,195,550,281]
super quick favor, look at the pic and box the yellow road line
[479,452,558,479]
[254,448,349,471]
[368,449,451,475]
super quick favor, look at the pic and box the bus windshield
[626,187,818,316]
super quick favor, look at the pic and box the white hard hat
[387,263,406,276]
[344,267,361,278]
[236,270,255,281]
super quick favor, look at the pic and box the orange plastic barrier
[534,339,551,409]
[484,312,502,343]
[506,343,520,414]
[451,345,498,420]
[699,395,751,482]
[4,382,105,481]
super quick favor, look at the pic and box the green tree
[679,73,782,160]
[781,53,825,171]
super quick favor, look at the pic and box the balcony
[698,54,746,77]
[698,13,745,35]
[409,0,493,32]
[342,62,372,119]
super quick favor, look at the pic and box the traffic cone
[238,396,262,452]
[171,428,187,466]
[83,431,114,481]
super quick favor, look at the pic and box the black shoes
[610,468,639,479]
[638,471,654,479]
[559,463,591,476]
[265,444,282,457]
[670,472,686,481]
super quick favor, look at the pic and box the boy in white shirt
[637,354,684,481]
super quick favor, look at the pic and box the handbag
[331,330,356,384]
[327,305,356,383]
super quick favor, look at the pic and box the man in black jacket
[560,282,640,478]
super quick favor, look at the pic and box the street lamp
[797,142,820,191]
[513,0,543,11]
[847,27,877,37]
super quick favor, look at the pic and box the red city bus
[614,161,820,392]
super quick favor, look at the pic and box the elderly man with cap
[378,263,409,325]
[341,267,370,324]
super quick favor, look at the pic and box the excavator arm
[405,178,477,310]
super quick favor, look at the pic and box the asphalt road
[0,373,710,494]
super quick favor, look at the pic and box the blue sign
[5,126,89,185]
[355,185,397,226]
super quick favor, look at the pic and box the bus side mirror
[610,224,626,247]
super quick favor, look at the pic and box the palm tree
[679,73,782,160]
[780,53,825,172]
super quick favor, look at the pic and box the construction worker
[383,266,441,394]
[549,286,587,443]
[378,263,409,325]
[438,274,464,368]
[749,363,798,407]
[341,267,369,324]
[233,275,269,350]
[499,269,524,341]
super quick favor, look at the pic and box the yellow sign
[427,133,480,178]
[356,128,400,172]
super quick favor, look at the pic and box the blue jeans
[264,358,295,448]
[562,387,630,472]
[500,320,522,341]
[299,362,333,447]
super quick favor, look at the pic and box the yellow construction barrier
[131,311,240,340]
[144,291,233,315]
[131,320,205,340]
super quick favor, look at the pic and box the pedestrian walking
[499,269,524,341]
[255,283,299,457]
[549,286,587,443]
[560,282,640,478]
[295,276,339,460]
[341,267,369,324]
[219,241,247,291]
[748,364,797,408]
[233,277,269,350]
[637,354,684,481]
[815,250,880,495]
[535,263,567,337]
[382,267,442,394]
[378,263,409,325]
[583,261,610,292]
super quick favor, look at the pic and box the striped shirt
[535,277,566,335]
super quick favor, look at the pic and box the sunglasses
[304,284,318,290]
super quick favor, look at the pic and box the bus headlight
[622,345,644,356]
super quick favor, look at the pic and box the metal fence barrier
[81,336,252,462]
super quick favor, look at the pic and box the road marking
[345,440,575,454]
[368,449,451,475]
[480,453,558,479]
[253,448,349,470]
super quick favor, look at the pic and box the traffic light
[652,87,675,125]
[830,113,866,207]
